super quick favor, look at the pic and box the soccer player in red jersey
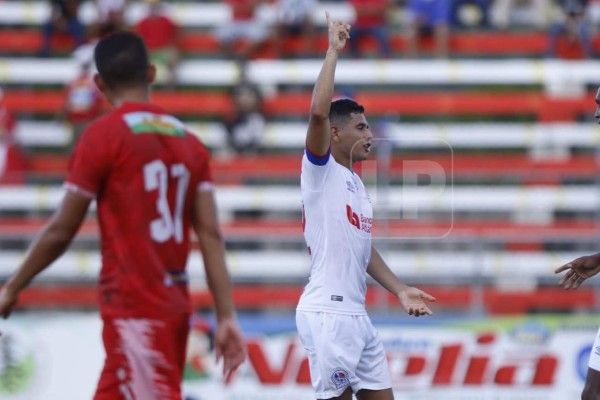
[0,32,246,399]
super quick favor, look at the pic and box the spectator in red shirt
[349,0,393,58]
[214,0,272,59]
[135,0,180,87]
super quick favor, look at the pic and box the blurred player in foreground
[555,87,600,400]
[296,12,436,400]
[0,32,246,399]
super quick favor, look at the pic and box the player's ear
[331,125,342,143]
[93,73,107,94]
[147,64,157,85]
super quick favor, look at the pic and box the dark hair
[94,32,150,90]
[329,98,365,126]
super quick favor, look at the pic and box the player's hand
[555,254,600,290]
[397,287,436,317]
[0,285,19,320]
[214,317,247,381]
[326,11,350,52]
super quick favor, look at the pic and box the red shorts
[94,314,190,400]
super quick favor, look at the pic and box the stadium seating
[2,29,600,58]
[2,0,600,314]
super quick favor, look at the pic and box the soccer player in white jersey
[554,87,600,400]
[295,12,437,400]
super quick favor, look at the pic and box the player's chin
[353,150,370,162]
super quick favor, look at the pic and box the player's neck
[111,87,151,108]
[332,150,354,172]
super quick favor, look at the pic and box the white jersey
[297,150,373,315]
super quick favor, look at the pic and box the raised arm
[367,246,436,317]
[305,12,351,156]
[0,191,91,319]
[192,189,246,379]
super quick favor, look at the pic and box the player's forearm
[367,246,409,295]
[198,231,236,321]
[5,223,74,294]
[310,49,340,119]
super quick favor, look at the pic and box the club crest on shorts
[331,369,350,389]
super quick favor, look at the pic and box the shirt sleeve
[196,141,214,192]
[64,120,114,198]
[301,147,332,191]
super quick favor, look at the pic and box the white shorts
[295,310,392,399]
[589,327,600,371]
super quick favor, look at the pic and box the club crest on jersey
[346,180,356,193]
[331,369,350,389]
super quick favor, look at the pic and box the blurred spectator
[349,0,393,58]
[405,0,452,58]
[547,0,594,58]
[0,89,27,184]
[223,77,265,155]
[40,0,85,56]
[589,0,600,25]
[452,0,491,29]
[135,0,180,87]
[214,0,272,59]
[61,49,105,152]
[275,0,317,58]
[95,0,128,32]
[490,0,548,30]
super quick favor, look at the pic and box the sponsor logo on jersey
[595,346,600,357]
[331,369,350,389]
[346,205,372,233]
[123,112,186,137]
[331,295,343,302]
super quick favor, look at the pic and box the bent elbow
[309,109,329,121]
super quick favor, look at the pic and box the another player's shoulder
[184,129,211,158]
[78,110,121,143]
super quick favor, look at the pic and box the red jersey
[227,0,256,21]
[66,102,212,318]
[135,15,177,50]
[351,0,387,28]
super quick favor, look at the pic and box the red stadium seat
[26,153,600,184]
[0,29,597,59]
[13,284,597,314]
[3,89,594,121]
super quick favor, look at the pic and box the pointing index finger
[325,11,332,28]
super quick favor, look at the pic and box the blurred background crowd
[2,1,600,397]
[2,0,600,173]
